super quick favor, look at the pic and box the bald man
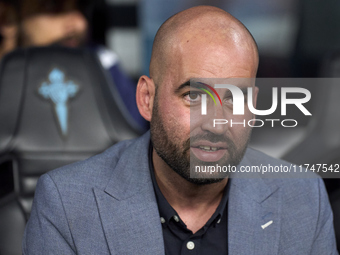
[23,6,337,255]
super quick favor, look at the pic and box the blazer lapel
[93,132,165,255]
[228,156,282,255]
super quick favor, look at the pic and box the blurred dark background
[1,0,340,253]
[90,0,340,79]
[3,0,340,80]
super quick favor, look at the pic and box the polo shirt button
[160,217,165,223]
[173,215,179,222]
[186,241,195,250]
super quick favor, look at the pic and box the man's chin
[188,164,230,183]
[189,151,233,170]
[185,176,226,185]
[188,149,241,181]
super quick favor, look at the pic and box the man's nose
[64,11,88,34]
[200,103,229,135]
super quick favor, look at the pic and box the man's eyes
[224,97,233,105]
[183,91,235,105]
[183,91,202,104]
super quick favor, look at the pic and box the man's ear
[136,75,155,122]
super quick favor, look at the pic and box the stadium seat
[0,47,141,255]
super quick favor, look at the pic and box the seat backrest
[0,47,141,255]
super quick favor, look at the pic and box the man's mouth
[191,143,228,162]
[197,146,220,152]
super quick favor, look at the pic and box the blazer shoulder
[46,137,137,189]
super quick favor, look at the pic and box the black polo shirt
[149,145,230,255]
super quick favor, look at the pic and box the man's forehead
[166,27,258,80]
[163,46,257,85]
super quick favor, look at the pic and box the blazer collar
[231,151,281,203]
[104,131,153,200]
[93,131,165,255]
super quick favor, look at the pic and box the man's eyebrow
[175,81,250,96]
[175,80,202,93]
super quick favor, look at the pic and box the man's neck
[152,149,228,233]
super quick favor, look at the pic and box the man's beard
[150,93,250,185]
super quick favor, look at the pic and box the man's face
[150,33,258,184]
[20,10,87,47]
